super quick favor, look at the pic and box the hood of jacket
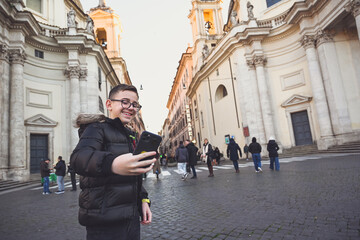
[74,113,106,128]
[252,137,257,143]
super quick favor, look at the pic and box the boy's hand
[141,201,152,225]
[111,151,156,176]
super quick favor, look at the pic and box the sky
[80,0,231,133]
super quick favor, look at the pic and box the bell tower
[89,1,131,84]
[188,0,224,71]
[89,0,122,58]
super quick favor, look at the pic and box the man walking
[54,156,66,194]
[227,138,242,173]
[67,163,77,191]
[176,141,189,180]
[40,159,51,195]
[248,137,262,173]
[185,139,198,179]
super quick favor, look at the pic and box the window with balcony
[266,0,282,8]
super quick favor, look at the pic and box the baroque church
[0,0,144,181]
[162,0,360,157]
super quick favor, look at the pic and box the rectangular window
[27,0,42,13]
[98,67,102,91]
[266,0,282,8]
[35,49,44,59]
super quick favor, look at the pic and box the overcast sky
[81,0,231,133]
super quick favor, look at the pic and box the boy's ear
[105,99,112,111]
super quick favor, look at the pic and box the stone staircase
[0,179,40,192]
[279,144,320,158]
[319,141,360,154]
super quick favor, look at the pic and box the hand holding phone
[133,131,162,167]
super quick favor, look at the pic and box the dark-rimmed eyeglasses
[110,99,142,111]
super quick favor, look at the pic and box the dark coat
[54,160,66,176]
[227,139,242,160]
[213,148,220,160]
[248,137,262,154]
[186,142,198,166]
[202,143,213,160]
[175,144,189,163]
[267,140,279,157]
[40,160,50,178]
[70,114,148,227]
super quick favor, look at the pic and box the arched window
[215,84,228,102]
[96,28,107,49]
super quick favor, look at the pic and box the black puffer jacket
[248,137,262,154]
[186,142,198,166]
[70,114,148,227]
[267,140,279,157]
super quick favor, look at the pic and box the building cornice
[285,0,328,24]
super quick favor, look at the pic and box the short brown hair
[109,84,139,99]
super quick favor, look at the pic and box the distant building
[182,0,360,156]
[0,0,141,181]
[164,47,194,157]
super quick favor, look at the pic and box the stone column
[300,35,335,149]
[0,44,10,171]
[345,0,360,40]
[316,30,352,138]
[253,55,276,142]
[65,66,81,150]
[246,59,266,144]
[79,68,88,113]
[8,49,26,177]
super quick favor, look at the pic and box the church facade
[185,0,360,155]
[0,0,137,181]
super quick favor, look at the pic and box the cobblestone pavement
[0,153,359,240]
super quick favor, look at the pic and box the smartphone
[133,131,162,166]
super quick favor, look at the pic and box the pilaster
[8,49,27,180]
[79,68,88,113]
[253,55,276,143]
[300,35,335,149]
[345,0,360,40]
[0,44,10,170]
[315,30,353,138]
[246,58,266,145]
[64,65,81,151]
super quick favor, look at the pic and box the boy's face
[106,90,138,124]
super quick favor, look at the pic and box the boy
[70,84,156,240]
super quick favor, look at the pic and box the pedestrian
[40,159,51,195]
[244,144,249,161]
[54,156,66,194]
[70,84,155,240]
[202,138,214,177]
[185,139,198,179]
[267,136,280,171]
[67,163,77,191]
[213,147,221,165]
[226,138,242,173]
[153,153,161,179]
[176,141,189,180]
[248,137,262,173]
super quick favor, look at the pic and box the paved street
[0,153,359,240]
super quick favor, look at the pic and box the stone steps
[0,179,40,192]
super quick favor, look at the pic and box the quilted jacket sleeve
[70,123,115,177]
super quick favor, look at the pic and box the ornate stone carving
[300,35,316,49]
[246,59,255,69]
[79,68,88,80]
[315,30,333,46]
[253,55,267,67]
[230,11,238,26]
[0,44,9,61]
[67,7,76,28]
[345,0,360,17]
[86,15,94,34]
[64,66,81,78]
[9,49,26,65]
[202,44,209,59]
[247,1,255,20]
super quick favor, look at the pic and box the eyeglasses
[110,99,142,111]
